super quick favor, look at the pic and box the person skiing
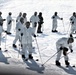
[37,12,44,33]
[55,34,74,67]
[70,12,76,34]
[21,21,36,61]
[16,12,22,22]
[12,17,24,48]
[5,12,14,34]
[51,12,63,32]
[0,11,6,50]
[22,13,27,25]
[30,12,39,33]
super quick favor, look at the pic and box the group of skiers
[51,12,76,34]
[51,12,75,67]
[0,11,44,61]
[0,11,75,67]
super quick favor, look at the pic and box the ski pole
[4,33,8,52]
[42,50,61,66]
[0,33,1,50]
[67,22,71,34]
[42,24,44,32]
[62,20,65,33]
[18,34,22,58]
[35,37,43,64]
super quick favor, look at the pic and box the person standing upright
[37,12,44,33]
[22,13,27,25]
[30,12,39,33]
[16,12,22,23]
[70,12,76,34]
[0,11,6,50]
[51,12,63,32]
[6,12,14,34]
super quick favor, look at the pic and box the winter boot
[29,54,33,59]
[52,30,55,32]
[55,30,58,32]
[65,60,70,67]
[37,31,42,33]
[55,61,61,66]
[13,44,17,48]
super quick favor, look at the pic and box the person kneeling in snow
[55,34,74,67]
[21,21,36,61]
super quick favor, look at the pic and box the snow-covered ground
[0,0,76,75]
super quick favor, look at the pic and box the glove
[18,29,21,31]
[34,22,37,27]
[70,19,72,21]
[70,49,73,53]
[21,33,23,36]
[61,18,63,20]
[3,19,6,21]
[60,47,63,50]
[8,20,12,24]
[72,21,74,24]
[33,34,36,37]
[52,16,55,18]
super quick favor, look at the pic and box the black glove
[70,19,72,21]
[34,22,37,27]
[3,19,6,21]
[8,20,12,24]
[60,47,63,50]
[33,34,36,37]
[21,33,23,36]
[70,49,73,53]
[61,18,63,20]
[72,21,74,24]
[52,16,55,19]
[18,29,21,31]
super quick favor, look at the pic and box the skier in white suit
[55,34,74,67]
[70,12,76,23]
[70,12,76,34]
[16,12,22,22]
[22,13,27,25]
[13,17,24,48]
[52,12,63,32]
[21,21,36,61]
[0,11,6,50]
[30,12,39,33]
[6,12,14,34]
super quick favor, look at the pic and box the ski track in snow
[0,0,76,75]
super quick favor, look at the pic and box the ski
[22,58,39,62]
[56,65,75,68]
[66,65,75,68]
